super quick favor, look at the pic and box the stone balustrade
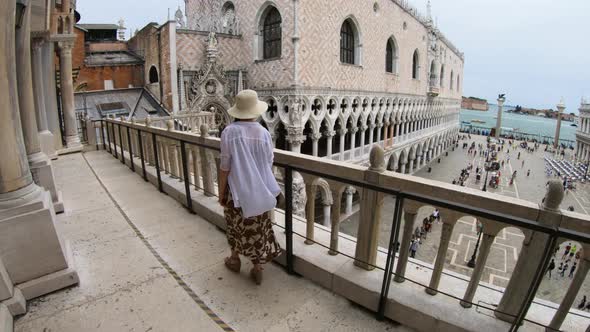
[94,118,590,331]
[134,111,217,136]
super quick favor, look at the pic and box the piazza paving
[340,134,590,311]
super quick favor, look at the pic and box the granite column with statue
[495,96,505,138]
[554,100,565,149]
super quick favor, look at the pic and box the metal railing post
[377,195,404,320]
[180,141,194,213]
[112,122,118,159]
[126,126,135,172]
[99,120,105,151]
[509,232,558,331]
[152,133,163,193]
[285,166,294,274]
[118,123,125,165]
[137,129,147,181]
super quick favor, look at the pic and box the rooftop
[76,24,120,31]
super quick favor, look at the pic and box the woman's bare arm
[218,169,230,206]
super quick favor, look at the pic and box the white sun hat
[227,90,268,119]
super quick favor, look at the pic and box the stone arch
[313,178,334,206]
[387,152,400,171]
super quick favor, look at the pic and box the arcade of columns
[0,0,79,325]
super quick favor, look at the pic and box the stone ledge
[0,303,13,332]
[110,148,588,331]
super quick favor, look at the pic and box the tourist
[547,259,555,279]
[578,296,587,310]
[518,152,521,159]
[433,208,441,222]
[560,263,569,277]
[569,263,577,278]
[409,239,419,258]
[219,90,282,285]
[563,243,572,259]
[570,245,577,259]
[521,160,525,168]
[527,169,530,177]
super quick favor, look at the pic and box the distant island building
[461,97,488,111]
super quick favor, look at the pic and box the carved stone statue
[207,31,218,49]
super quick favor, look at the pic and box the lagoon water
[459,104,578,142]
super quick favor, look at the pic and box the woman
[218,90,282,285]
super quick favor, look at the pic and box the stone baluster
[191,146,202,189]
[548,258,590,330]
[328,184,345,255]
[460,224,497,307]
[376,124,383,143]
[304,177,318,245]
[394,201,421,282]
[408,158,415,173]
[495,180,565,323]
[426,218,456,295]
[199,124,215,197]
[354,146,386,270]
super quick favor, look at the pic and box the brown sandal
[250,267,263,285]
[224,257,241,273]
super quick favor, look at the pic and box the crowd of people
[546,242,582,281]
[408,209,441,258]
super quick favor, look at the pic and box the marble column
[338,129,347,161]
[460,233,495,308]
[408,159,414,173]
[43,41,63,151]
[376,124,382,143]
[16,5,62,213]
[0,0,77,297]
[359,126,367,155]
[329,188,344,255]
[426,222,455,295]
[399,162,407,174]
[58,40,81,149]
[349,127,357,156]
[31,37,57,160]
[325,131,335,158]
[368,124,375,146]
[311,133,321,157]
[304,183,317,245]
[394,210,418,283]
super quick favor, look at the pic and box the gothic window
[340,20,355,64]
[450,71,454,90]
[440,65,445,88]
[385,37,398,74]
[457,75,461,91]
[222,2,236,34]
[149,66,159,84]
[412,50,420,79]
[262,7,282,60]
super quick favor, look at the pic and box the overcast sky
[78,0,590,114]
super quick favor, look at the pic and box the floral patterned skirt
[223,192,282,264]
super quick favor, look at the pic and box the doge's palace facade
[134,0,464,173]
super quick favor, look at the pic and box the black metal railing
[96,119,590,331]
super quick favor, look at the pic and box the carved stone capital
[338,129,348,136]
[345,186,357,195]
[350,127,359,134]
[311,132,323,141]
[324,130,336,138]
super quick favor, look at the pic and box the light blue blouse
[220,122,281,218]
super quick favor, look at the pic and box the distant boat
[472,119,485,124]
[571,123,578,127]
[461,121,471,125]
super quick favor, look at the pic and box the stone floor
[15,151,412,332]
[341,134,590,312]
